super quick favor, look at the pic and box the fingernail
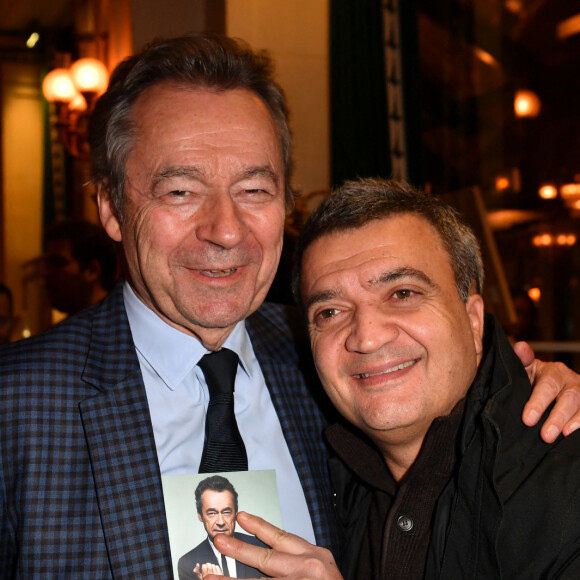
[527,409,539,424]
[545,425,558,442]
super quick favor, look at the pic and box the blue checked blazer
[0,282,338,578]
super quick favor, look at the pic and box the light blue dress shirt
[123,283,315,544]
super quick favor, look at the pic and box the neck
[379,437,425,482]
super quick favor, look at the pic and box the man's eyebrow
[152,165,279,186]
[372,267,437,289]
[153,166,204,185]
[304,268,437,311]
[305,289,343,311]
[236,165,279,183]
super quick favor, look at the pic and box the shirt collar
[123,281,254,390]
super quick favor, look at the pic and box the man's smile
[357,359,418,379]
[199,268,239,277]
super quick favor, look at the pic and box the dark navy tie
[221,554,230,576]
[198,348,248,473]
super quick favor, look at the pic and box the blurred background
[0,0,579,364]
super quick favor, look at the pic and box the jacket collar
[463,314,551,499]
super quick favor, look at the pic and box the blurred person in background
[42,219,119,316]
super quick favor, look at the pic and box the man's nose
[195,191,248,248]
[345,307,399,354]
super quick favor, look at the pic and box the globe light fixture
[42,57,109,157]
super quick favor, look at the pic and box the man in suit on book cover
[178,475,266,579]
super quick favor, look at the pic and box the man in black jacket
[211,178,580,579]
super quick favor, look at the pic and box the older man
[0,34,332,578]
[214,178,580,579]
[0,36,577,578]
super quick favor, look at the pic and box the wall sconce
[42,58,109,158]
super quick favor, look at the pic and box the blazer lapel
[79,284,173,577]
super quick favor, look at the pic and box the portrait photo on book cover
[162,469,282,579]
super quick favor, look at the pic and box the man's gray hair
[89,33,294,222]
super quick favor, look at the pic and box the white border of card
[162,469,282,578]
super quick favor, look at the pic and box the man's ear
[198,513,203,523]
[466,293,485,357]
[97,183,122,242]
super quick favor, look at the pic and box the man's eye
[316,308,339,321]
[169,190,189,196]
[393,289,415,300]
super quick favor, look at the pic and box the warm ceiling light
[557,13,580,40]
[560,183,580,198]
[538,184,557,199]
[567,234,577,246]
[26,32,40,49]
[42,68,78,103]
[504,0,522,14]
[474,47,497,67]
[532,234,553,247]
[514,90,541,118]
[495,176,510,191]
[557,234,568,245]
[528,287,541,302]
[69,58,109,95]
[69,94,88,112]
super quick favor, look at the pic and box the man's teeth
[359,359,416,378]
[202,268,237,277]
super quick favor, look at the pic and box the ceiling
[417,0,580,210]
[0,0,72,33]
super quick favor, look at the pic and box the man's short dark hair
[195,475,239,516]
[293,177,484,308]
[44,219,118,291]
[89,33,294,222]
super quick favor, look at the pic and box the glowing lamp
[514,90,541,118]
[42,68,77,103]
[528,288,541,303]
[42,57,109,157]
[495,176,510,191]
[69,58,109,95]
[69,94,88,112]
[538,184,558,200]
